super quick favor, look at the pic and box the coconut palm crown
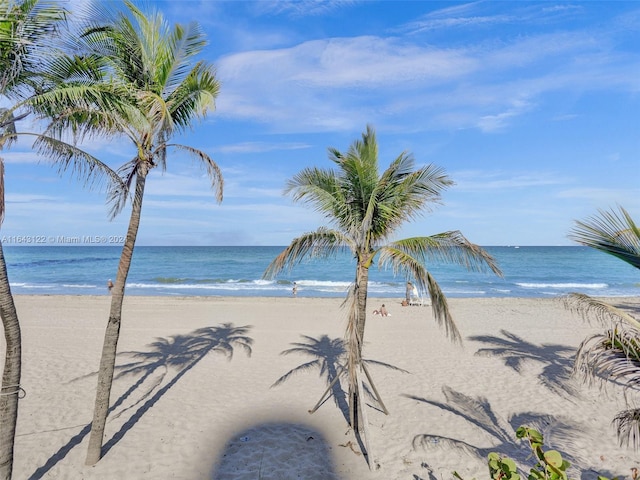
[565,205,640,449]
[264,126,502,437]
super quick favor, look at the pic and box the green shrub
[453,426,619,480]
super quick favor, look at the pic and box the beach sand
[4,295,640,479]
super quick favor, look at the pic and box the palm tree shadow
[272,334,408,425]
[28,323,252,480]
[469,329,579,399]
[405,386,577,474]
[610,299,640,318]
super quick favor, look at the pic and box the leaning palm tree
[264,125,502,440]
[31,1,222,465]
[565,206,640,449]
[0,2,67,478]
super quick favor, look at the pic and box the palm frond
[285,166,344,218]
[562,293,640,330]
[26,132,123,193]
[107,159,137,219]
[386,232,502,276]
[0,0,67,97]
[368,159,453,241]
[167,143,222,203]
[0,108,19,149]
[378,243,462,343]
[574,326,640,389]
[263,228,352,279]
[138,90,172,138]
[569,206,640,269]
[425,271,462,343]
[613,408,640,450]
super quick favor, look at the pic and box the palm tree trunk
[0,241,20,480]
[85,166,148,466]
[355,263,369,353]
[346,306,361,433]
[347,263,369,433]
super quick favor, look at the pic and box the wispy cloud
[557,187,640,205]
[453,171,567,191]
[216,142,311,154]
[214,16,640,134]
[401,2,585,34]
[254,0,358,18]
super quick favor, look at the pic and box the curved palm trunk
[0,241,20,480]
[85,166,148,466]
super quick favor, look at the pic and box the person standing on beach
[292,282,298,297]
[107,279,114,294]
[405,281,412,304]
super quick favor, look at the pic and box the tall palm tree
[0,2,67,478]
[264,125,502,437]
[565,206,640,449]
[31,1,222,464]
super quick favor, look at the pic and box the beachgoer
[107,279,114,293]
[373,304,389,316]
[405,281,412,304]
[292,282,298,297]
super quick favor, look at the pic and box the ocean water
[2,246,638,298]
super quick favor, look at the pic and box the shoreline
[5,295,639,479]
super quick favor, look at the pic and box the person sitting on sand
[373,304,389,316]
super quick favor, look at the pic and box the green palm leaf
[569,206,640,269]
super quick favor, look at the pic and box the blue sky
[2,0,639,246]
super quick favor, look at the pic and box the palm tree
[0,2,67,478]
[565,206,640,449]
[31,1,222,464]
[264,125,502,438]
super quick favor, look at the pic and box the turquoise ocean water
[2,246,638,298]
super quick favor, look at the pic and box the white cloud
[217,141,311,154]
[452,171,567,191]
[214,22,640,134]
[253,0,358,18]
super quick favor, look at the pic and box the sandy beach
[4,295,640,479]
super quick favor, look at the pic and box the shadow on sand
[210,422,340,480]
[405,385,622,479]
[469,329,579,398]
[28,323,253,480]
[271,333,408,468]
[272,334,408,424]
